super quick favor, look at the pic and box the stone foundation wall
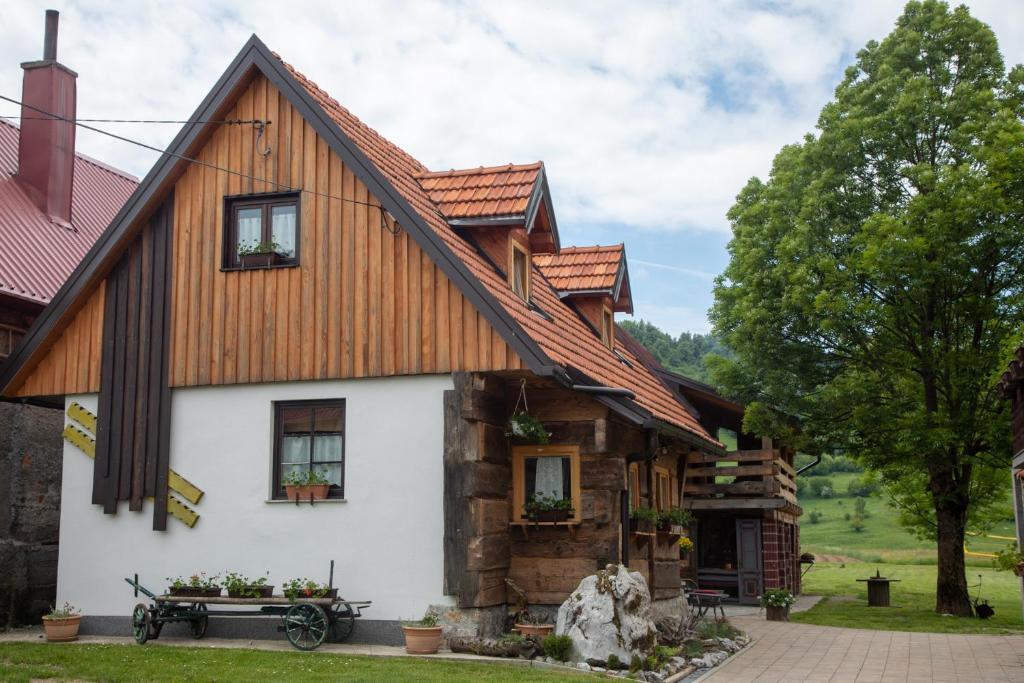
[0,401,63,626]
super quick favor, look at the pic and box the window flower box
[285,483,330,502]
[239,251,281,269]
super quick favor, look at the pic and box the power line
[0,94,405,235]
[1,115,269,124]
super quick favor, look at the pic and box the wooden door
[736,518,762,605]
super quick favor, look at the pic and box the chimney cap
[43,10,59,62]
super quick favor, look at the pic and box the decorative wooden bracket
[64,402,203,528]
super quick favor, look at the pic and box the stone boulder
[555,564,658,664]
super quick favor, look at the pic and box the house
[0,11,137,625]
[617,328,804,605]
[997,348,1024,619]
[0,34,725,642]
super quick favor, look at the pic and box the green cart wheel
[189,603,208,639]
[132,603,151,645]
[328,606,356,643]
[284,603,328,651]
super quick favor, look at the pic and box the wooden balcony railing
[683,449,798,507]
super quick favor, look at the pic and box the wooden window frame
[511,444,581,523]
[0,322,27,359]
[271,398,346,500]
[222,191,301,270]
[601,305,614,348]
[654,464,672,512]
[509,239,531,302]
[629,462,641,510]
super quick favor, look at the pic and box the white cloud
[1,0,1020,242]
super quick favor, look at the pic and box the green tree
[618,320,731,383]
[710,1,1024,616]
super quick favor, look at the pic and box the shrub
[606,653,622,670]
[819,485,834,499]
[807,477,834,498]
[993,542,1024,572]
[850,514,866,532]
[697,618,740,639]
[808,510,823,524]
[847,476,879,497]
[854,498,868,518]
[542,634,573,662]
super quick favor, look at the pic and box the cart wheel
[132,603,151,645]
[189,603,208,639]
[284,603,328,651]
[328,607,355,643]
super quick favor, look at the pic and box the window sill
[265,498,347,504]
[510,520,579,540]
[222,263,300,273]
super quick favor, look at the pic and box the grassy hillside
[799,472,1017,565]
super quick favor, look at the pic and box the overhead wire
[0,94,401,235]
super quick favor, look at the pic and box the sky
[2,1,1022,336]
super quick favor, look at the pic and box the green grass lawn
[799,473,1017,565]
[793,562,1024,634]
[0,643,584,683]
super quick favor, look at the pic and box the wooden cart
[124,576,371,651]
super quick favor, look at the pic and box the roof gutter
[571,384,636,399]
[796,454,822,476]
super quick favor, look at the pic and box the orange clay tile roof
[534,245,623,293]
[414,163,542,220]
[280,59,719,448]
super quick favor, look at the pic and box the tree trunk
[931,472,972,616]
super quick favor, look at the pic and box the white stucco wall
[58,374,455,621]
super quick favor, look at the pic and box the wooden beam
[684,479,779,496]
[685,498,786,510]
[686,464,775,478]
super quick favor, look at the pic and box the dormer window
[223,192,300,269]
[511,241,530,301]
[602,307,614,348]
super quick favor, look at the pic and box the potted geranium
[283,577,337,601]
[284,468,331,502]
[401,612,444,654]
[630,506,660,534]
[223,571,273,598]
[514,611,554,638]
[42,602,82,642]
[524,493,574,523]
[238,240,286,268]
[761,588,796,621]
[166,573,221,598]
[658,507,694,536]
[507,413,550,444]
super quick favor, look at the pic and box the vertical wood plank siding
[10,72,520,400]
[168,75,520,386]
[93,198,175,530]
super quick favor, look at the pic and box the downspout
[622,428,659,567]
[796,454,822,476]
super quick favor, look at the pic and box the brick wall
[761,517,799,593]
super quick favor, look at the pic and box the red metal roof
[282,59,718,448]
[0,118,137,305]
[414,162,541,220]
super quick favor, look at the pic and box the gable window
[0,323,27,359]
[511,445,581,522]
[602,307,614,348]
[272,399,345,500]
[223,192,300,269]
[510,242,530,301]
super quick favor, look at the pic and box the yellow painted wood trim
[167,494,200,528]
[63,424,96,458]
[168,471,204,505]
[67,401,98,434]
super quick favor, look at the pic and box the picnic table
[124,575,371,650]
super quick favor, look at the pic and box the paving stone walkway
[697,617,1024,683]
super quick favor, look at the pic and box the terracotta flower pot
[42,615,82,642]
[402,625,444,654]
[227,585,274,598]
[515,623,554,638]
[285,484,331,502]
[1014,561,1024,578]
[765,605,789,622]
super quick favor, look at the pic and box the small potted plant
[678,536,694,556]
[223,571,273,598]
[283,468,331,502]
[630,506,660,534]
[761,588,796,621]
[658,507,694,535]
[166,573,221,598]
[993,543,1024,576]
[507,413,550,444]
[283,577,337,601]
[238,240,286,268]
[514,611,554,638]
[401,612,443,654]
[42,602,82,642]
[524,493,574,523]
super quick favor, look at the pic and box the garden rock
[555,564,659,665]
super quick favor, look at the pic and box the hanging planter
[506,379,550,444]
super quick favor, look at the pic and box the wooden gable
[8,73,522,399]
